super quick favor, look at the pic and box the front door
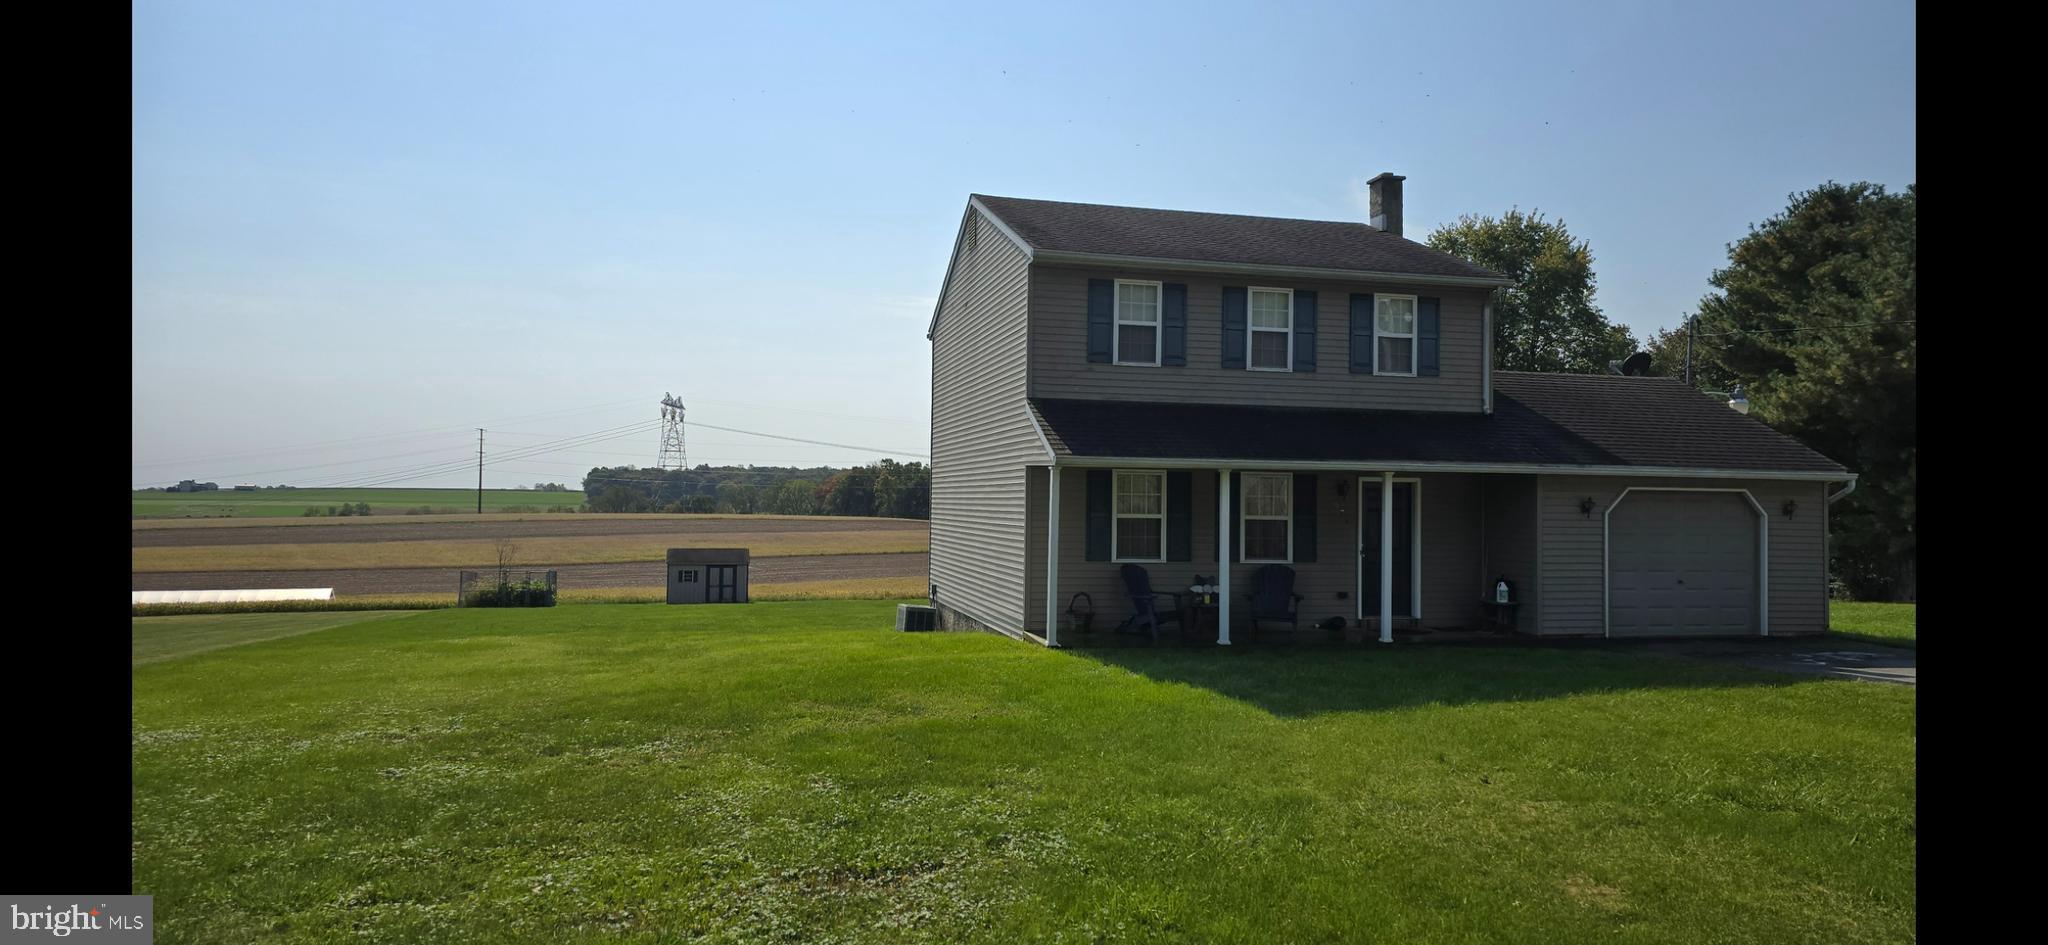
[1359,480,1416,619]
[706,565,739,603]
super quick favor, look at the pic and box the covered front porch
[1024,466,1535,646]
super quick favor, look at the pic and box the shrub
[461,579,557,608]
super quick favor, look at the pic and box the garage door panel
[1609,491,1757,636]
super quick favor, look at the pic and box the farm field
[132,487,585,519]
[132,553,929,596]
[133,512,930,597]
[132,602,1916,944]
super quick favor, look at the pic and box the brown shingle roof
[973,194,1508,282]
[1029,372,1848,476]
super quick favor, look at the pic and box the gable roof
[928,192,1514,339]
[972,194,1510,283]
[1028,372,1849,479]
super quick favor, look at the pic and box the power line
[306,419,662,488]
[684,420,929,459]
[132,396,648,469]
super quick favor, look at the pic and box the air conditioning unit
[896,604,939,632]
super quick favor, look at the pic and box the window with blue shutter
[1292,473,1318,563]
[1162,283,1188,366]
[1221,287,1247,369]
[1166,470,1192,561]
[1417,296,1441,377]
[1085,470,1111,560]
[1293,290,1317,373]
[1086,280,1114,363]
[1349,293,1375,374]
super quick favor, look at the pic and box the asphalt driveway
[1625,638,1916,686]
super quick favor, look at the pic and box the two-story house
[926,175,1855,646]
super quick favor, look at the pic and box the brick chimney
[1367,172,1406,237]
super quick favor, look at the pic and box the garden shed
[667,548,750,604]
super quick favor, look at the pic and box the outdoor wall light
[1783,499,1797,518]
[1580,497,1596,518]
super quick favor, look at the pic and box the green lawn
[131,487,586,519]
[133,602,1916,944]
[1830,601,1916,648]
[132,610,418,664]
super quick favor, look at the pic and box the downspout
[1481,296,1494,415]
[1824,478,1855,627]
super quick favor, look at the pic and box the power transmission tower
[657,394,688,470]
[476,429,485,514]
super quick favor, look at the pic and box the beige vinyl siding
[1028,265,1488,412]
[928,212,1040,632]
[1533,476,1830,636]
[1025,469,1485,635]
[1479,475,1541,631]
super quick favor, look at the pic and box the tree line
[581,459,930,519]
[1425,182,1914,601]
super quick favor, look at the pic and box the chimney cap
[1366,172,1407,185]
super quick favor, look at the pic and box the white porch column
[1216,468,1232,646]
[1044,466,1061,648]
[1379,470,1394,644]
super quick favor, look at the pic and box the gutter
[1047,456,1854,483]
[1030,249,1516,288]
[1827,479,1858,503]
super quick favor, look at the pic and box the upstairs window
[1376,295,1418,376]
[1248,287,1293,371]
[1240,472,1292,562]
[1114,281,1162,366]
[1113,470,1166,561]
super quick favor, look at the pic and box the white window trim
[1246,286,1294,372]
[1239,471,1293,564]
[1376,293,1419,378]
[1111,468,1168,563]
[1112,279,1163,367]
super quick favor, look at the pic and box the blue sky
[132,0,1915,489]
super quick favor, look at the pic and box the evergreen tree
[1646,182,1915,599]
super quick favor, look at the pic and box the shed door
[706,565,739,603]
[1609,491,1758,636]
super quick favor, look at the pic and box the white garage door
[1609,491,1758,636]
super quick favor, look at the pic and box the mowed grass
[131,530,929,573]
[1830,602,1916,648]
[133,602,1915,944]
[133,488,586,519]
[130,578,932,617]
[132,611,419,664]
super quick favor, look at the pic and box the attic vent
[964,212,980,253]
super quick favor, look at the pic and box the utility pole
[476,428,485,514]
[1683,313,1695,386]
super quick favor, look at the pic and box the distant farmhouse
[167,480,220,493]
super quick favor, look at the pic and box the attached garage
[1606,489,1764,636]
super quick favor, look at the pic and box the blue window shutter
[1349,293,1375,374]
[1292,473,1318,563]
[1417,296,1441,376]
[1162,283,1187,366]
[1221,287,1247,369]
[1087,280,1114,363]
[1293,290,1317,372]
[1167,470,1192,561]
[1085,470,1111,560]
